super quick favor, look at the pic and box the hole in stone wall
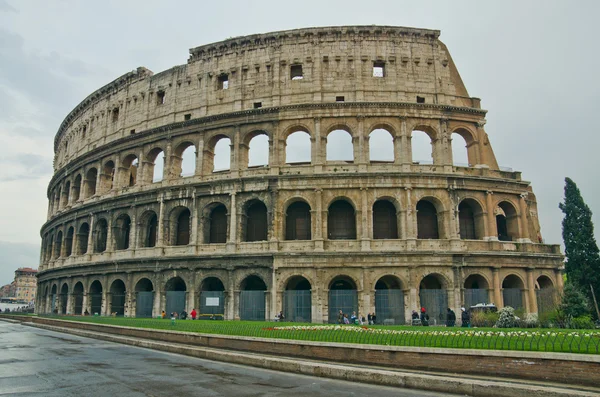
[336,96,345,102]
[218,74,229,90]
[184,114,191,121]
[416,96,425,103]
[253,102,262,109]
[156,91,165,105]
[291,64,303,80]
[373,61,385,78]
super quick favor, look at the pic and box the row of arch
[49,121,481,216]
[40,271,557,322]
[42,195,523,261]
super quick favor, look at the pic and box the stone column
[227,192,237,251]
[485,191,497,240]
[492,268,502,307]
[360,187,370,251]
[130,207,137,249]
[191,192,198,247]
[226,270,235,320]
[519,194,531,242]
[476,121,488,166]
[230,126,240,178]
[356,116,367,171]
[195,137,205,177]
[526,268,538,314]
[105,213,114,252]
[404,187,416,241]
[157,195,165,247]
[395,116,406,166]
[409,267,418,312]
[81,293,89,315]
[314,188,324,251]
[312,117,323,172]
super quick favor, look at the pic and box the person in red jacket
[190,308,197,320]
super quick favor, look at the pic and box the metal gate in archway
[90,293,102,315]
[375,289,404,325]
[166,291,186,316]
[536,288,557,314]
[240,291,265,321]
[419,289,448,326]
[200,291,224,316]
[73,293,83,315]
[59,294,68,314]
[503,288,523,310]
[51,294,57,313]
[110,294,126,316]
[464,289,489,308]
[283,290,311,322]
[136,292,154,318]
[328,290,358,324]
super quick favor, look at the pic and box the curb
[22,321,600,397]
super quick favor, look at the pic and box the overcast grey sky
[0,0,598,286]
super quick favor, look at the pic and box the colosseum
[36,25,563,325]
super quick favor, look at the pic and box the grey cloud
[0,153,53,181]
[0,241,39,286]
[0,0,16,13]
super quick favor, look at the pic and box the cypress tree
[559,177,600,312]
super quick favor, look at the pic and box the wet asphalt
[0,321,459,396]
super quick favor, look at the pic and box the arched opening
[165,277,187,315]
[140,211,158,248]
[248,134,269,167]
[328,200,356,240]
[369,129,394,162]
[171,207,191,246]
[536,275,556,314]
[114,214,131,250]
[45,234,53,263]
[147,148,165,183]
[76,223,89,255]
[419,274,448,325]
[411,130,434,164]
[284,276,311,322]
[463,274,490,308]
[502,274,524,310]
[94,219,108,253]
[62,182,70,207]
[54,231,63,259]
[172,142,196,178]
[65,227,74,256]
[373,200,398,239]
[244,200,268,242]
[89,280,103,315]
[84,168,97,198]
[73,282,84,315]
[135,278,154,318]
[375,276,404,324]
[109,279,126,316]
[285,131,311,164]
[50,284,57,313]
[72,174,82,202]
[55,187,62,211]
[285,201,311,240]
[213,137,231,172]
[59,283,68,314]
[207,204,228,244]
[326,129,353,162]
[121,154,139,187]
[417,200,439,239]
[100,160,115,193]
[496,201,519,241]
[328,276,358,324]
[458,199,485,240]
[240,275,267,321]
[199,277,225,318]
[451,133,469,166]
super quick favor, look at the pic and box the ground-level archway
[59,283,68,314]
[283,276,311,322]
[165,277,187,315]
[536,275,556,314]
[502,274,524,310]
[463,274,490,308]
[109,279,126,316]
[199,277,225,318]
[73,282,84,315]
[374,275,404,325]
[135,278,154,318]
[419,274,448,325]
[89,280,103,315]
[328,276,358,324]
[240,275,267,321]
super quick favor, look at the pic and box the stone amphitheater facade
[36,25,563,324]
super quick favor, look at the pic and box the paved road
[0,321,460,396]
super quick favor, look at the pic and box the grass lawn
[22,315,600,354]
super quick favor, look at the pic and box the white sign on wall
[205,297,220,307]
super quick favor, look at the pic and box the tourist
[337,309,344,324]
[190,308,197,320]
[343,313,350,324]
[276,311,285,321]
[350,311,357,324]
[360,313,366,325]
[446,308,456,327]
[180,310,187,320]
[461,307,470,327]
[161,310,166,319]
[367,313,372,325]
[84,309,89,316]
[371,312,377,325]
[420,307,429,326]
[411,310,420,326]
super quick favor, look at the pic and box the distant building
[0,282,15,298]
[13,267,37,304]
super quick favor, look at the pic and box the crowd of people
[0,305,34,314]
[411,307,471,327]
[336,310,378,325]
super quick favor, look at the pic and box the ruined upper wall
[53,25,481,171]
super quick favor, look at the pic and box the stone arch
[54,230,63,259]
[327,198,357,240]
[62,181,70,208]
[99,160,115,193]
[119,153,139,187]
[207,134,232,173]
[283,275,312,323]
[139,210,158,248]
[203,202,228,244]
[368,127,395,163]
[328,275,359,324]
[73,281,84,315]
[463,273,491,307]
[200,276,226,292]
[59,282,69,314]
[135,277,154,292]
[283,126,312,164]
[243,199,268,242]
[496,200,520,241]
[373,199,399,239]
[72,174,82,202]
[416,197,446,239]
[146,147,166,183]
[239,274,267,321]
[134,277,154,317]
[113,213,131,250]
[242,130,270,168]
[284,199,312,241]
[94,218,108,253]
[536,275,557,314]
[410,124,437,165]
[173,141,196,177]
[89,279,103,315]
[84,167,97,198]
[326,127,354,162]
[458,198,485,240]
[164,276,187,316]
[418,273,449,325]
[109,279,126,316]
[502,273,525,310]
[374,274,405,325]
[168,206,191,246]
[451,126,478,166]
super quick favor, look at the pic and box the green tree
[560,281,589,318]
[559,177,600,313]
